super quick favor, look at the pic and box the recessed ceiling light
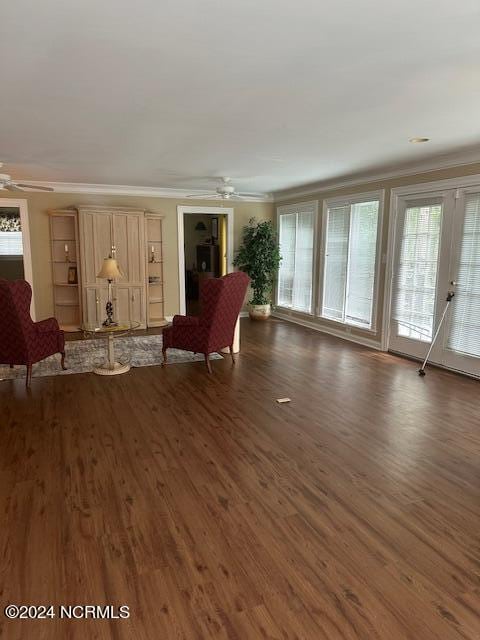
[409,137,430,143]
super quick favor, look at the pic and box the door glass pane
[393,203,442,342]
[447,193,480,357]
[322,205,349,321]
[345,201,379,328]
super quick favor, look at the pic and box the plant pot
[249,304,271,321]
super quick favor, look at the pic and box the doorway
[0,199,35,317]
[177,205,234,316]
[387,179,480,377]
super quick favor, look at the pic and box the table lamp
[97,257,122,326]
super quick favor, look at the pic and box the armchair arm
[35,317,60,334]
[172,315,200,327]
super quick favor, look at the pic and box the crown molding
[14,180,273,202]
[273,150,480,202]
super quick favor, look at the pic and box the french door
[389,186,480,377]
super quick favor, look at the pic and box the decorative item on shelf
[148,276,162,284]
[67,266,78,284]
[195,221,207,232]
[150,244,155,263]
[64,243,70,262]
[97,257,122,327]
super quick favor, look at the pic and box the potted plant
[233,218,282,320]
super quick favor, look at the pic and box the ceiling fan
[186,177,265,201]
[0,164,53,192]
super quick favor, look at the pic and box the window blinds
[277,205,315,313]
[322,199,379,328]
[0,231,23,256]
[392,203,442,342]
[447,193,480,357]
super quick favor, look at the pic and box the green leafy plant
[233,218,282,305]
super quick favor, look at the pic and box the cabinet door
[112,285,131,323]
[85,286,108,325]
[129,286,144,326]
[127,215,145,284]
[112,213,145,285]
[80,212,112,285]
[112,214,129,282]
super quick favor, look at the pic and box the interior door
[389,193,454,362]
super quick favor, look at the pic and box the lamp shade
[195,221,207,231]
[97,257,122,280]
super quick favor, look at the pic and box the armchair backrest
[199,272,250,349]
[0,279,35,362]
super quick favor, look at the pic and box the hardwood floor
[1,318,479,639]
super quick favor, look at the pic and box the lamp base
[102,299,117,327]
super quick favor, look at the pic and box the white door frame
[177,205,234,315]
[383,173,480,352]
[0,197,35,319]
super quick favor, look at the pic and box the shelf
[149,298,164,304]
[148,318,168,327]
[148,281,164,285]
[52,238,76,242]
[147,240,163,243]
[60,324,81,333]
[147,260,163,264]
[55,301,80,307]
[52,260,77,264]
[54,283,79,287]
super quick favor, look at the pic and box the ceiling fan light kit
[186,177,266,201]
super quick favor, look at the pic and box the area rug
[0,334,222,381]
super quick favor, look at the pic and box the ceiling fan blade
[185,193,221,199]
[3,183,23,192]
[15,183,54,192]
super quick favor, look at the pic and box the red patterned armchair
[162,272,250,373]
[0,279,66,386]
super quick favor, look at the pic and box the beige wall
[275,161,480,347]
[0,191,273,320]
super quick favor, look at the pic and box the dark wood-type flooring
[1,318,479,639]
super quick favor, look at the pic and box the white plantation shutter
[345,201,379,327]
[323,205,349,320]
[448,193,480,357]
[322,198,379,328]
[277,203,315,313]
[0,231,23,256]
[278,213,296,307]
[392,202,442,342]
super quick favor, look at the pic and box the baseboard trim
[272,311,383,351]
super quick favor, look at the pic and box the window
[277,202,316,313]
[0,210,23,256]
[322,195,381,329]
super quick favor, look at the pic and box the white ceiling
[1,0,480,195]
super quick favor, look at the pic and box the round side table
[82,321,140,375]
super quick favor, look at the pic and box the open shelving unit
[49,209,82,332]
[145,214,167,327]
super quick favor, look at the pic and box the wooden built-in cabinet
[78,206,147,328]
[50,206,166,329]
